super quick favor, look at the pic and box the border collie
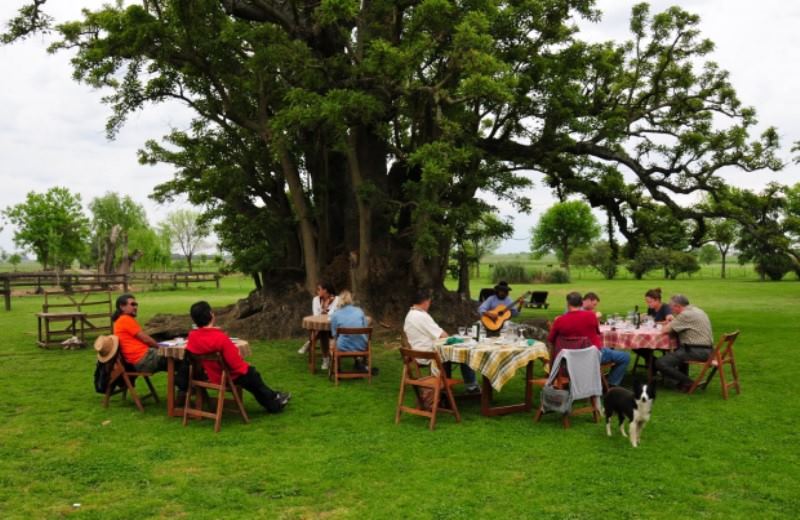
[603,380,656,448]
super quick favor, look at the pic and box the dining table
[435,336,549,417]
[600,324,676,382]
[599,324,674,351]
[157,338,251,417]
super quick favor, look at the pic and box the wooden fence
[0,271,222,310]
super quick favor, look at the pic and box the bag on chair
[541,384,572,414]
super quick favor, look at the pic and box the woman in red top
[186,301,291,413]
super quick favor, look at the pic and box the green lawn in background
[1,274,799,518]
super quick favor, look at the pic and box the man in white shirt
[403,289,479,393]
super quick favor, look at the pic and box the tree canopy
[5,0,790,317]
[531,200,600,271]
[2,187,89,271]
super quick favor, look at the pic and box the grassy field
[1,274,799,518]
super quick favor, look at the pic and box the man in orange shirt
[112,293,187,390]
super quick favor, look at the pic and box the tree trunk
[718,246,728,279]
[117,250,143,275]
[102,225,121,275]
[457,247,471,298]
[278,147,319,294]
[187,254,193,273]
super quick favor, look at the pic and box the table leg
[480,361,534,417]
[166,357,183,417]
[308,330,318,374]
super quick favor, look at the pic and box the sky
[1,0,799,256]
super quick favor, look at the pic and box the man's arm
[478,296,495,316]
[134,331,159,348]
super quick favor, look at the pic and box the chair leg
[443,383,461,423]
[429,383,441,431]
[123,373,145,412]
[144,376,159,403]
[214,376,226,433]
[367,349,372,385]
[717,356,729,400]
[395,367,408,425]
[688,360,712,394]
[729,350,740,395]
[228,379,250,424]
[183,365,194,426]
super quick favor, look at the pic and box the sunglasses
[128,302,139,307]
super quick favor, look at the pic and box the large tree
[3,187,89,271]
[531,200,600,272]
[5,1,784,325]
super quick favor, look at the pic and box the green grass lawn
[1,275,799,518]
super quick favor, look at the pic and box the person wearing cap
[186,301,291,413]
[112,293,188,391]
[478,281,520,322]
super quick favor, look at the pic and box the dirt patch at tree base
[144,287,504,341]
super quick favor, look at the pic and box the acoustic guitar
[480,291,532,332]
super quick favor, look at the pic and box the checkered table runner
[600,326,673,350]
[435,339,549,391]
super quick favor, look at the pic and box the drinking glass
[457,326,466,337]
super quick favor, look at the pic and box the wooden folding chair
[182,352,250,433]
[687,331,740,399]
[103,352,159,412]
[534,341,602,428]
[395,348,462,430]
[329,327,373,385]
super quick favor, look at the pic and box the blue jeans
[460,364,477,387]
[601,347,630,386]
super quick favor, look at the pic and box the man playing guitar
[478,281,525,333]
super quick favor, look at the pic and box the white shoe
[321,357,330,370]
[297,340,310,354]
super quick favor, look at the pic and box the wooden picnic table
[36,311,87,349]
[435,337,549,417]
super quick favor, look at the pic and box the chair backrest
[336,327,372,342]
[547,347,603,400]
[478,288,495,302]
[399,347,445,380]
[715,330,740,355]
[185,351,232,382]
[553,335,591,360]
[530,291,548,304]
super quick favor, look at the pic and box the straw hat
[94,335,119,363]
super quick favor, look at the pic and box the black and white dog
[603,380,656,448]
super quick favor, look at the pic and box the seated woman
[297,282,340,370]
[329,290,373,373]
[635,287,673,366]
[645,288,672,322]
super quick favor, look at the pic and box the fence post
[215,274,220,289]
[123,274,129,292]
[2,277,10,311]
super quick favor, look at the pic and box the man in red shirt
[186,301,291,413]
[548,291,629,386]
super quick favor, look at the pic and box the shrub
[491,263,528,283]
[626,248,663,279]
[664,251,700,279]
[545,269,571,284]
[755,253,793,281]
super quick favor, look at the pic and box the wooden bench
[36,290,112,349]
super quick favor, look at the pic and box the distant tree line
[2,187,211,274]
